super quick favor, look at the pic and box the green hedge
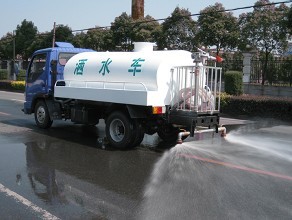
[224,71,243,96]
[17,69,26,81]
[0,69,26,80]
[221,94,292,121]
[0,80,25,92]
[0,69,8,80]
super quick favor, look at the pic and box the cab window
[27,53,47,82]
[58,53,77,66]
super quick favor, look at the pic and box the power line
[71,0,292,33]
[196,0,292,15]
[1,0,291,38]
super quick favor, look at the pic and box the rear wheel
[130,120,145,148]
[34,100,53,129]
[157,124,180,143]
[106,111,135,149]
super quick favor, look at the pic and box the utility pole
[132,0,144,20]
[52,22,56,48]
[13,30,16,80]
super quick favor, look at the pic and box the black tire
[130,120,145,148]
[157,124,180,143]
[105,111,135,149]
[34,100,53,129]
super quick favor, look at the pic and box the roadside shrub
[224,71,243,96]
[17,69,26,81]
[11,81,25,91]
[221,94,292,121]
[0,69,26,80]
[218,92,231,109]
[0,80,25,92]
[0,69,8,80]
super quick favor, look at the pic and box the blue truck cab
[23,42,93,115]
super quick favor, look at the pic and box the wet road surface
[0,91,292,219]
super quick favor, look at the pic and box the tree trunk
[216,45,220,56]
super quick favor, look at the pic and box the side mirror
[50,60,57,74]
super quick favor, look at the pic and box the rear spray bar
[177,126,226,144]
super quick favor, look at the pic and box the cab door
[24,52,49,113]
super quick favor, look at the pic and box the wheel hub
[37,107,46,123]
[110,119,125,142]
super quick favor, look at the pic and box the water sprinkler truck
[23,42,226,149]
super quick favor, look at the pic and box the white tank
[63,49,193,90]
[54,43,203,107]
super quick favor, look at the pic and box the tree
[111,12,134,51]
[111,13,161,50]
[72,32,87,48]
[197,3,239,55]
[161,7,197,50]
[15,19,38,60]
[101,28,114,51]
[287,5,292,34]
[83,28,113,51]
[28,25,74,56]
[0,33,14,59]
[26,33,51,57]
[132,15,161,43]
[32,25,74,49]
[239,0,289,85]
[52,25,74,43]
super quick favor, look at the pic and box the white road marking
[0,111,10,116]
[11,99,25,103]
[0,91,25,102]
[0,123,31,134]
[0,91,24,96]
[0,183,60,220]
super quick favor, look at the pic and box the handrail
[55,80,148,91]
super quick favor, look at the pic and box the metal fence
[250,58,292,86]
[211,58,292,87]
[0,60,29,80]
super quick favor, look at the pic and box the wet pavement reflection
[22,135,160,219]
[0,111,292,219]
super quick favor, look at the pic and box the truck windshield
[59,53,77,66]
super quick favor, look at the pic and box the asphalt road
[0,91,292,220]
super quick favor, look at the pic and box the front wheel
[105,111,135,149]
[34,100,53,129]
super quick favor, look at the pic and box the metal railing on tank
[170,64,222,113]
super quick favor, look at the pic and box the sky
[0,0,288,38]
